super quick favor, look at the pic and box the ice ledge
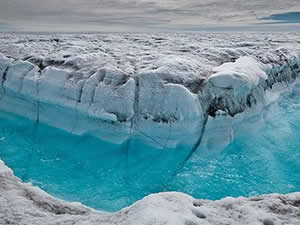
[203,49,300,117]
[0,47,300,148]
[1,159,299,225]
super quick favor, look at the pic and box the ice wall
[0,34,300,149]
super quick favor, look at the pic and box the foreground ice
[1,160,300,225]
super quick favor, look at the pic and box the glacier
[0,32,300,224]
[0,33,299,148]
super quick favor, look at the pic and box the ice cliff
[0,33,299,148]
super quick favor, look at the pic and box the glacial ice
[0,33,299,148]
[0,32,300,224]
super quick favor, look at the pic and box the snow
[209,56,268,98]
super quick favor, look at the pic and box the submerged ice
[0,111,194,211]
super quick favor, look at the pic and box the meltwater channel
[0,84,300,212]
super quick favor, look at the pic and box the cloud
[0,21,15,32]
[260,12,300,24]
[0,0,300,31]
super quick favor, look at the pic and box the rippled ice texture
[0,84,300,212]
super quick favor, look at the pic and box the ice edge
[0,48,299,148]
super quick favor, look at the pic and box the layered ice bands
[0,33,300,148]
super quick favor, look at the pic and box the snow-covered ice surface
[0,32,300,224]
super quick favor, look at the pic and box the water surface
[0,86,300,211]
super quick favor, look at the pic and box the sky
[0,0,300,32]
